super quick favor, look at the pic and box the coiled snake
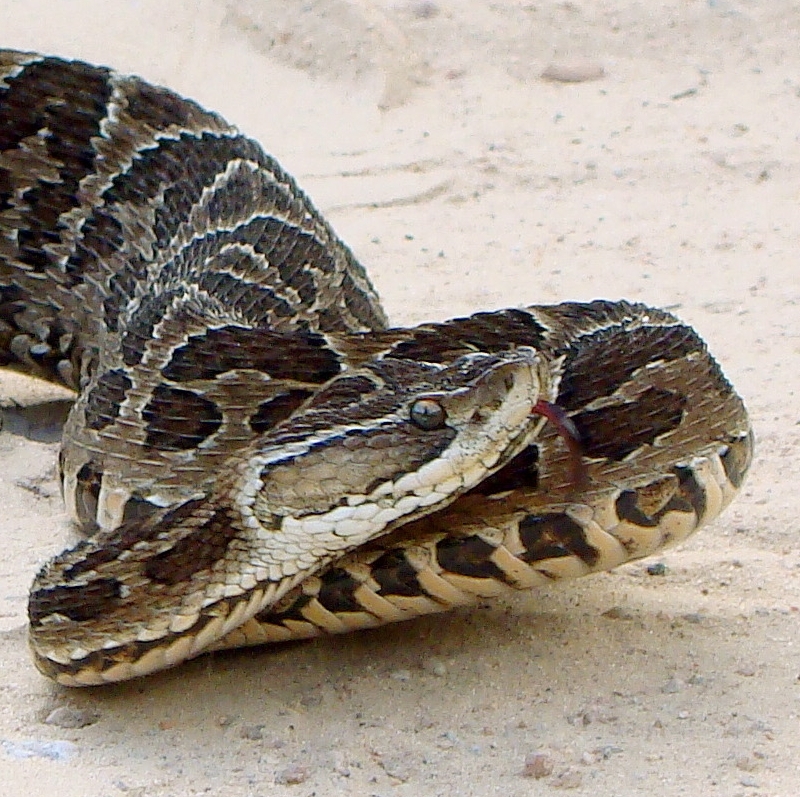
[0,50,752,686]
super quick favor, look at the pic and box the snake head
[28,346,551,685]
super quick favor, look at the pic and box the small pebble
[671,87,698,100]
[541,60,604,83]
[594,745,623,759]
[275,764,310,785]
[521,750,554,779]
[0,739,77,761]
[646,562,667,576]
[43,707,97,729]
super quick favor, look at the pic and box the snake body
[0,51,752,686]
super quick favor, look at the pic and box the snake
[0,50,753,687]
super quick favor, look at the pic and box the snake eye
[409,398,447,430]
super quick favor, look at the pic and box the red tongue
[532,400,588,488]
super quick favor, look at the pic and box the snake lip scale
[0,50,752,686]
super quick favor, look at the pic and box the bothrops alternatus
[0,51,752,686]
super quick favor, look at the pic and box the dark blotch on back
[123,79,202,133]
[197,272,294,321]
[316,569,363,613]
[121,291,181,366]
[249,390,314,434]
[306,375,377,409]
[142,385,222,450]
[518,513,599,567]
[145,507,239,585]
[0,57,112,277]
[436,535,507,581]
[105,133,253,219]
[84,369,132,430]
[161,326,341,383]
[571,388,687,461]
[389,309,547,363]
[64,497,207,580]
[557,324,701,412]
[28,578,122,624]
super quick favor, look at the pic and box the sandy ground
[0,1,798,795]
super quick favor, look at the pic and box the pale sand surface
[0,2,798,794]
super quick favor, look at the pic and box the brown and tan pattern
[0,50,752,686]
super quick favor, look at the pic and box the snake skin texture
[0,50,752,686]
